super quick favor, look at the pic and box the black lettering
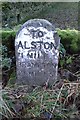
[34,52,36,58]
[31,30,37,38]
[38,31,44,37]
[31,41,36,49]
[50,42,56,49]
[18,53,23,58]
[24,41,30,49]
[18,52,20,57]
[21,53,23,58]
[27,51,33,58]
[44,42,50,49]
[18,41,23,49]
[38,51,40,58]
[37,41,43,49]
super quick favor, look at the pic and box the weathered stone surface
[15,19,60,86]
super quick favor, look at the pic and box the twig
[64,83,80,85]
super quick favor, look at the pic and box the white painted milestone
[15,19,60,86]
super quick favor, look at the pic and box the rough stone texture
[15,19,60,86]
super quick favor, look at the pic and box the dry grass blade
[0,90,15,118]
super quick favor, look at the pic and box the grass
[0,90,15,118]
[0,82,80,119]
